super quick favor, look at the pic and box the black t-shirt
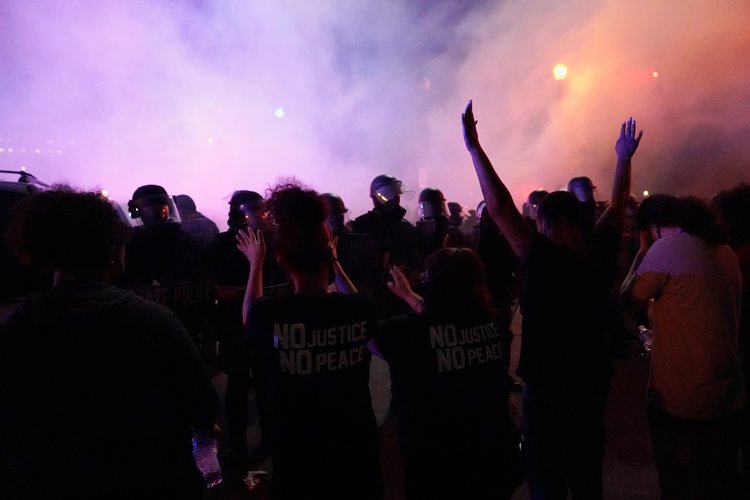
[376,310,509,460]
[246,291,382,499]
[519,222,620,396]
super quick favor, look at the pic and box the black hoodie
[0,282,217,499]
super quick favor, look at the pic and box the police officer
[350,175,419,316]
[120,183,213,377]
[206,190,287,470]
[416,187,465,255]
[173,194,220,250]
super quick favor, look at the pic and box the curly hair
[6,186,131,274]
[422,247,496,319]
[266,179,330,274]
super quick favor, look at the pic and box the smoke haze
[1,0,749,227]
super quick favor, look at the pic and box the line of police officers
[119,175,521,471]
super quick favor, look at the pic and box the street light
[553,63,568,81]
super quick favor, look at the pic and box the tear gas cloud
[1,0,748,228]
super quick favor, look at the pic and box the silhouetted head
[536,190,581,236]
[635,194,680,231]
[523,189,549,221]
[711,184,750,248]
[418,187,448,220]
[422,247,494,318]
[567,177,596,204]
[228,190,267,231]
[173,194,197,219]
[128,184,180,226]
[370,174,403,209]
[319,193,348,234]
[267,181,329,275]
[7,187,130,278]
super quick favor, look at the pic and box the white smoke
[1,0,748,228]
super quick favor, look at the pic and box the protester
[462,100,641,499]
[0,188,218,499]
[205,190,287,470]
[712,184,750,495]
[350,174,419,317]
[622,194,745,500]
[238,181,383,500]
[375,247,523,499]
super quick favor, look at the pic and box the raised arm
[236,228,266,326]
[462,100,534,259]
[598,117,642,231]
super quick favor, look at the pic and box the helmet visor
[419,200,448,220]
[129,194,181,226]
[373,181,403,204]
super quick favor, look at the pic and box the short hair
[537,191,581,228]
[636,194,680,231]
[567,176,594,192]
[6,187,131,274]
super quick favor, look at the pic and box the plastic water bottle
[638,325,653,353]
[192,434,223,488]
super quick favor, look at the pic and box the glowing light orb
[207,137,214,145]
[652,71,659,78]
[34,148,41,154]
[275,107,285,119]
[20,166,26,171]
[553,63,568,81]
[422,77,431,92]
[101,189,109,197]
[643,190,649,197]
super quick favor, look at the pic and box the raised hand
[235,227,266,265]
[462,100,480,151]
[615,117,643,158]
[387,265,414,301]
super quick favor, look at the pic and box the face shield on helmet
[227,190,268,231]
[373,180,403,206]
[418,188,448,220]
[127,193,181,227]
[235,202,269,230]
[418,199,449,220]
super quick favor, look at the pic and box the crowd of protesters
[0,101,748,500]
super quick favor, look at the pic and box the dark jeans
[522,386,608,500]
[647,406,743,500]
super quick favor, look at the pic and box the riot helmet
[320,193,349,235]
[128,184,180,226]
[418,187,448,220]
[370,174,404,208]
[523,189,549,221]
[228,190,267,231]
